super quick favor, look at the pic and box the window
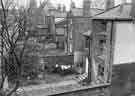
[99,39,106,55]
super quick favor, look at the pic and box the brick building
[86,0,135,85]
[66,0,103,69]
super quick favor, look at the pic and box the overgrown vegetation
[0,0,48,95]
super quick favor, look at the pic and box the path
[16,73,88,96]
[21,79,78,92]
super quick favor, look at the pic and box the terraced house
[86,0,135,85]
[66,0,115,73]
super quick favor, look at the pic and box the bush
[22,55,40,80]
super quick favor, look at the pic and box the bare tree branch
[0,0,48,95]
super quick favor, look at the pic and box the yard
[18,63,135,96]
[20,73,77,87]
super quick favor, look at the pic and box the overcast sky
[18,0,131,10]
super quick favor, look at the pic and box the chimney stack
[130,0,135,18]
[70,0,76,9]
[105,0,114,10]
[119,0,127,13]
[83,0,91,16]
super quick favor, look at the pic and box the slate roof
[55,18,67,26]
[55,8,104,25]
[49,10,67,17]
[55,18,65,23]
[93,3,133,20]
[71,8,104,17]
[53,8,103,18]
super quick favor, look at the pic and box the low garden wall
[49,84,111,96]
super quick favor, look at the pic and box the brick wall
[43,55,74,66]
[51,87,111,96]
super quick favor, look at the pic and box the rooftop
[55,7,104,25]
[70,8,104,17]
[93,3,134,20]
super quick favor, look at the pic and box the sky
[17,0,131,10]
[49,0,131,8]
